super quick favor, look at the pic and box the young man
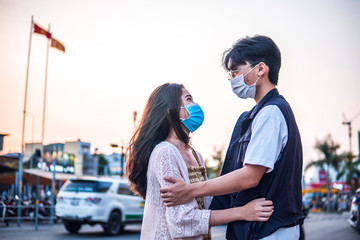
[160,35,304,240]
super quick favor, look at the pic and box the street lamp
[110,143,125,177]
[133,111,138,129]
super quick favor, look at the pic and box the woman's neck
[166,130,188,150]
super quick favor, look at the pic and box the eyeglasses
[227,68,242,81]
[227,65,251,81]
[227,63,258,81]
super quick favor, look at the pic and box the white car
[348,188,360,232]
[55,177,144,235]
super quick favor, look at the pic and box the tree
[305,134,343,212]
[97,154,109,176]
[336,151,360,194]
[205,146,225,179]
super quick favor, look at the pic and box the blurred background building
[24,139,95,175]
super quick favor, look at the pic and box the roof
[67,176,129,183]
[23,169,80,181]
[22,169,127,182]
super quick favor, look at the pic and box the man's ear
[257,62,268,77]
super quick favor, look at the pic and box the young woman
[126,83,273,240]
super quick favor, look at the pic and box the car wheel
[64,221,82,234]
[103,211,122,236]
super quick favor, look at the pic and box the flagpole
[42,24,57,225]
[41,24,50,169]
[18,15,34,227]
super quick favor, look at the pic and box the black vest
[210,89,304,240]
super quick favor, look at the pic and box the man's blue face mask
[180,103,204,132]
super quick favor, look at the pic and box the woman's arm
[209,198,273,227]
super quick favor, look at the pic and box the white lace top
[140,141,211,240]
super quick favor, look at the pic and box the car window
[117,183,135,196]
[64,180,112,193]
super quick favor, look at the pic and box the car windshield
[64,180,112,193]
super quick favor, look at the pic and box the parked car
[348,188,360,233]
[55,177,144,235]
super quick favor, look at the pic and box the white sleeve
[243,105,288,173]
[153,146,210,238]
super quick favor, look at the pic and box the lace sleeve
[153,145,211,238]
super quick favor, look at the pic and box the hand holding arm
[160,176,193,207]
[160,164,267,207]
[209,198,274,227]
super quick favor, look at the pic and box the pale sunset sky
[1,0,359,181]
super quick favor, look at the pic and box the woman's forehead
[181,88,191,97]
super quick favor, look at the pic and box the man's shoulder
[256,105,285,120]
[269,94,291,109]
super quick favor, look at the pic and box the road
[0,212,359,240]
[303,211,359,240]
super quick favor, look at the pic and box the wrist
[189,181,203,198]
[236,206,245,221]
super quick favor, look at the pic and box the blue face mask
[180,103,204,132]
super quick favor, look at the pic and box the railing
[0,201,57,230]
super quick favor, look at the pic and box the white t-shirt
[243,105,299,240]
[243,105,288,173]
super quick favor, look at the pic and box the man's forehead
[229,58,247,69]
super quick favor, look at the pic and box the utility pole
[120,143,125,178]
[342,112,360,153]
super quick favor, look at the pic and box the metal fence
[0,200,57,230]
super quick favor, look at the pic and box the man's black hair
[222,35,281,85]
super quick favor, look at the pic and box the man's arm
[160,164,267,206]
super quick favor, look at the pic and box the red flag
[33,23,52,39]
[51,38,65,53]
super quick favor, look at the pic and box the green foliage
[305,134,360,204]
[97,153,109,175]
[305,134,343,212]
[336,151,360,194]
[305,134,342,173]
[205,145,225,179]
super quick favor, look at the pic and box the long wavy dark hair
[126,83,190,199]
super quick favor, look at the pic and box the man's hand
[160,176,193,206]
[238,198,274,222]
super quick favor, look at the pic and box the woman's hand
[237,198,274,222]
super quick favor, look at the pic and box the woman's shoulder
[150,141,179,159]
[149,142,187,173]
[153,141,175,152]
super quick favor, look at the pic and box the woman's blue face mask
[180,103,204,132]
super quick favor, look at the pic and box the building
[104,153,125,176]
[64,140,94,175]
[0,133,9,152]
[24,139,97,176]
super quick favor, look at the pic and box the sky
[1,0,360,182]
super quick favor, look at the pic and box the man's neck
[254,78,276,104]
